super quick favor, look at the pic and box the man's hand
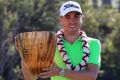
[39,63,61,79]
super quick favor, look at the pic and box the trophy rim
[15,31,55,38]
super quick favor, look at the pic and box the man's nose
[68,16,74,20]
[69,17,77,22]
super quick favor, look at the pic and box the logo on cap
[63,4,79,10]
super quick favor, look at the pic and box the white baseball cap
[60,1,82,16]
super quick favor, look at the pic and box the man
[22,1,101,80]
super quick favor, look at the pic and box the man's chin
[68,28,79,33]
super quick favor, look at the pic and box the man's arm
[21,60,99,80]
[64,63,99,80]
[39,63,99,80]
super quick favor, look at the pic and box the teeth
[70,26,75,28]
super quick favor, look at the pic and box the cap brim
[61,9,82,16]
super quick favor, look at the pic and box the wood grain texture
[15,31,56,76]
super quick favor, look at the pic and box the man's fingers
[39,75,50,79]
[39,71,51,79]
[42,67,51,72]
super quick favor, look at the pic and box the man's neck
[63,30,80,44]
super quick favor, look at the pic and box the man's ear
[80,17,82,24]
[59,16,62,24]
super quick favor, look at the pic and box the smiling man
[22,1,101,80]
[39,1,101,80]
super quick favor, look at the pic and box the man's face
[59,11,82,33]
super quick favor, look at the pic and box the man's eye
[65,15,70,18]
[75,15,80,18]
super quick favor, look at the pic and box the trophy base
[37,77,50,80]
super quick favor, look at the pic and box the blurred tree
[0,0,60,80]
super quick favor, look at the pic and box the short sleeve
[88,38,101,66]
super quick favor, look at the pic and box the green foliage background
[0,0,120,80]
